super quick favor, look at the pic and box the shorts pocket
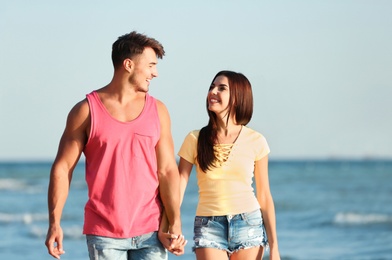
[194,216,210,227]
[242,209,263,226]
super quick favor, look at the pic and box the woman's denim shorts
[193,209,268,254]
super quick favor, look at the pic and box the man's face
[129,47,158,92]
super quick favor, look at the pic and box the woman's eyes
[209,85,227,91]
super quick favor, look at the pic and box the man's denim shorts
[193,209,268,255]
[86,231,167,260]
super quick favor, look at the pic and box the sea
[0,160,391,260]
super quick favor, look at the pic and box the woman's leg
[230,246,264,260]
[196,247,229,260]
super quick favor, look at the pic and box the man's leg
[86,235,129,260]
[128,232,167,260]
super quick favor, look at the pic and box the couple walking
[45,31,280,260]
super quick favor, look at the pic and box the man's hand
[45,225,65,259]
[158,230,187,256]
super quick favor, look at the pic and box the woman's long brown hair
[197,71,254,172]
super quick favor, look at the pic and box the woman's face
[207,75,231,116]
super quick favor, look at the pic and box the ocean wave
[334,212,392,225]
[29,225,84,239]
[0,178,43,193]
[0,212,47,224]
[0,178,27,190]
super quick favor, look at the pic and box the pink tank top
[83,91,162,238]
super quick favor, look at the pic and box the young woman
[178,71,280,259]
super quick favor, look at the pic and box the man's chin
[137,86,149,93]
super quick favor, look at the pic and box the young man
[45,31,184,259]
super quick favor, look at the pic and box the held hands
[158,228,187,256]
[45,225,65,259]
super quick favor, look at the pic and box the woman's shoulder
[242,126,266,139]
[242,126,270,157]
[241,126,269,148]
[187,129,200,139]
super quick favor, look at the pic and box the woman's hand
[158,230,187,256]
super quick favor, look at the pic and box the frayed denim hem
[229,241,269,255]
[192,238,231,254]
[192,238,269,255]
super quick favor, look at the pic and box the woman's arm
[254,155,281,260]
[178,157,193,205]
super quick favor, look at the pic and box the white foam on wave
[0,212,47,224]
[30,225,84,239]
[0,178,26,190]
[63,225,84,239]
[334,212,392,225]
[0,178,43,193]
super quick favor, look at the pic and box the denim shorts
[86,231,167,260]
[193,209,268,254]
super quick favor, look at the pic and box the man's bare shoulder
[67,98,90,123]
[155,99,171,120]
[155,99,168,112]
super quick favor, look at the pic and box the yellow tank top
[178,126,270,216]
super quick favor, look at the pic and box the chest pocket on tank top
[131,133,155,159]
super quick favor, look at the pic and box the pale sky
[1,0,391,161]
